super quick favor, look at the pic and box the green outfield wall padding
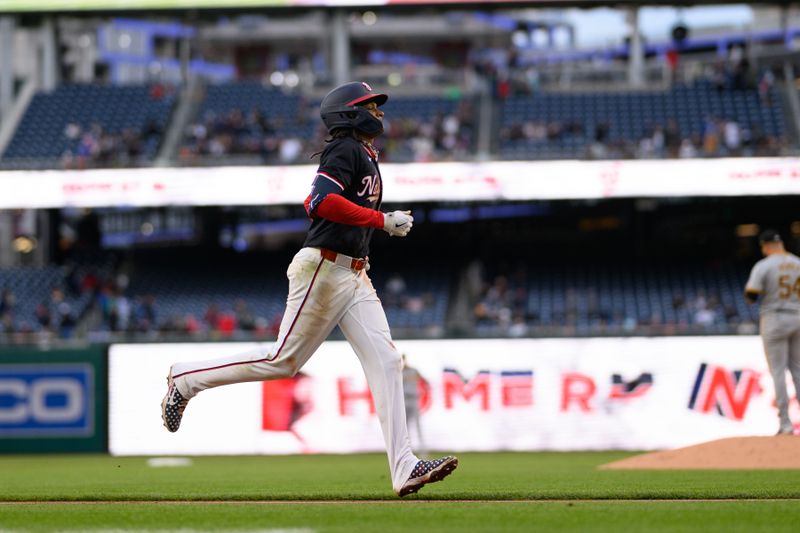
[0,346,107,453]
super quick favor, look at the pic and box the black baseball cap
[759,229,782,244]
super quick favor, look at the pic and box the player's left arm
[304,174,413,236]
[305,173,384,228]
[744,262,764,304]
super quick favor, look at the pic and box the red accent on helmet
[346,93,388,107]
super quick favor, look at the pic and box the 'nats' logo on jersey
[358,174,381,203]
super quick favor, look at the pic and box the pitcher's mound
[600,435,800,470]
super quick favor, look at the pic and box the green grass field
[1,452,799,532]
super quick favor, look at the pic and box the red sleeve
[306,193,384,229]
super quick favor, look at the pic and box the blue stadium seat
[2,84,175,165]
[498,80,783,160]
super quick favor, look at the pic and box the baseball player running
[745,229,800,435]
[161,81,458,496]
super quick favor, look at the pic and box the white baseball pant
[170,246,419,491]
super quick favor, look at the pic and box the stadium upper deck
[1,5,798,168]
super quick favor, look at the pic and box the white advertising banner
[108,337,795,456]
[3,157,800,209]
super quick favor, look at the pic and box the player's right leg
[162,248,349,432]
[339,273,457,496]
[761,315,793,434]
[786,320,800,431]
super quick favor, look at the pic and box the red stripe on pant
[173,259,325,380]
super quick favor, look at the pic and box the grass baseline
[2,452,799,533]
[4,498,800,504]
[2,452,800,501]
[1,500,800,533]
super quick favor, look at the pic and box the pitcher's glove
[383,210,414,237]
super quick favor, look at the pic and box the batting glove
[383,210,414,237]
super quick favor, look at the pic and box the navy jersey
[303,136,382,258]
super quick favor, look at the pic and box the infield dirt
[600,435,800,470]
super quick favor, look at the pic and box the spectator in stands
[404,293,433,315]
[723,119,742,156]
[508,314,529,337]
[143,117,163,140]
[150,83,165,100]
[62,262,83,297]
[473,301,492,326]
[74,132,99,167]
[665,47,680,86]
[707,59,728,93]
[0,310,15,334]
[260,136,281,163]
[378,105,474,163]
[409,131,435,162]
[495,74,511,100]
[60,121,151,170]
[587,123,610,160]
[637,133,657,159]
[678,134,700,158]
[79,268,100,295]
[204,303,220,331]
[702,116,721,157]
[96,281,116,331]
[650,125,666,157]
[184,313,201,336]
[182,104,311,164]
[691,292,722,329]
[724,304,740,325]
[234,299,256,332]
[134,294,158,333]
[0,289,16,335]
[64,121,81,141]
[694,304,716,329]
[672,293,687,312]
[217,311,237,338]
[49,288,76,339]
[250,109,275,136]
[113,289,132,332]
[473,270,530,334]
[384,274,407,308]
[484,275,511,311]
[0,289,15,318]
[35,302,51,332]
[664,119,681,158]
[730,51,751,91]
[279,137,303,163]
[758,69,775,106]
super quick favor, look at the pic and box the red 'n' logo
[688,363,761,420]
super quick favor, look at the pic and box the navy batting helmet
[320,81,388,136]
